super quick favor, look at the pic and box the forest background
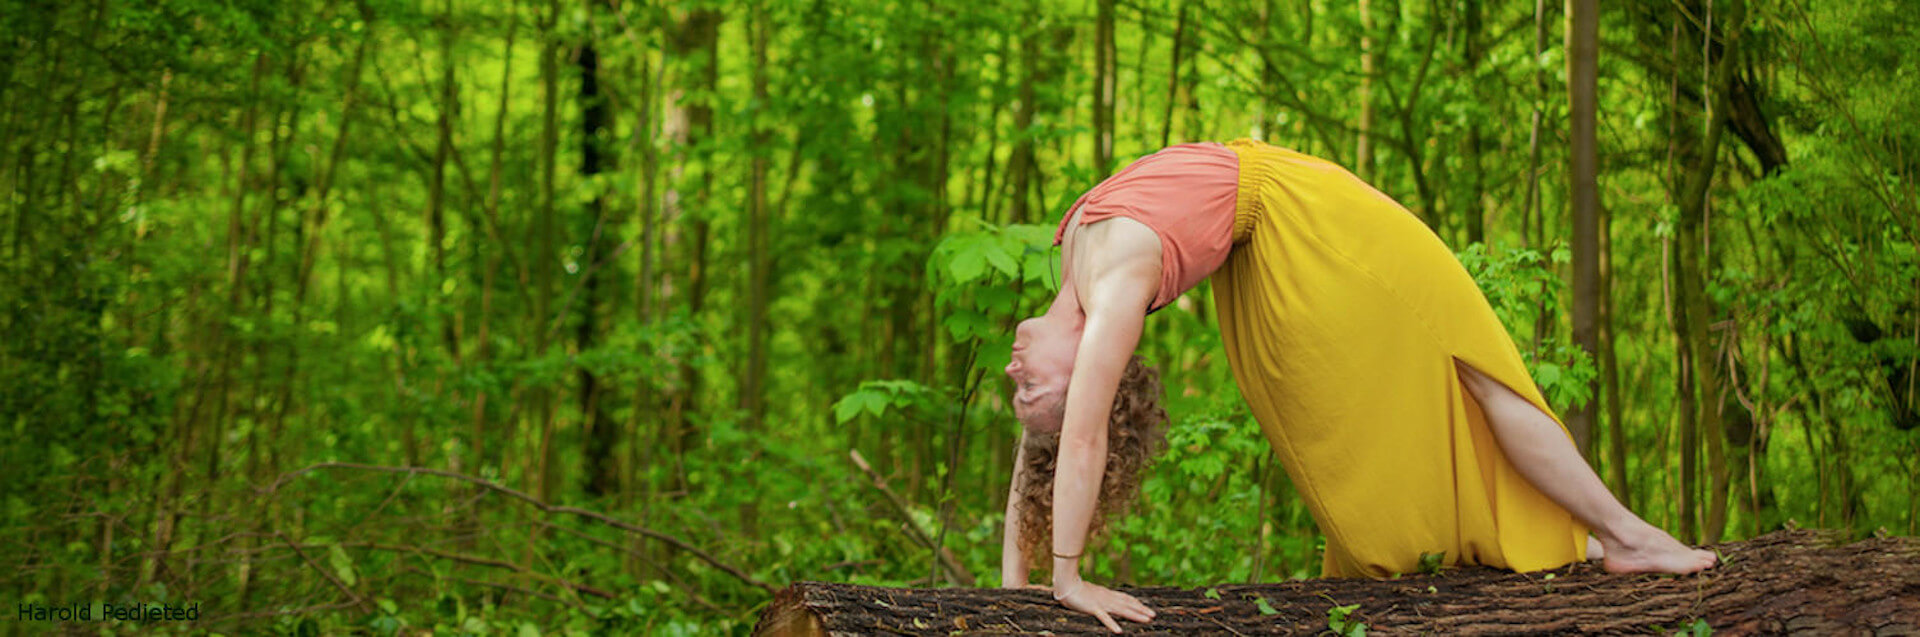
[3,0,1916,634]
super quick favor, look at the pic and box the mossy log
[754,530,1919,635]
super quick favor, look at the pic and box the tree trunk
[1355,0,1374,182]
[577,16,619,498]
[738,0,776,535]
[534,0,561,502]
[1521,0,1547,249]
[1672,0,1745,544]
[662,6,720,497]
[1160,0,1188,149]
[429,0,458,363]
[1092,0,1114,174]
[1601,183,1629,505]
[476,0,518,482]
[742,0,772,443]
[756,531,1920,636]
[1460,0,1485,245]
[626,7,660,574]
[1008,11,1038,224]
[1566,0,1600,458]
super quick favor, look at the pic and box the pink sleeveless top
[1053,142,1240,313]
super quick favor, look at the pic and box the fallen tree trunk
[755,530,1919,635]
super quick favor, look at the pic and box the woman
[998,139,1717,633]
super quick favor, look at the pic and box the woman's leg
[1455,360,1718,575]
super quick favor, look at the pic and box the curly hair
[1015,355,1169,571]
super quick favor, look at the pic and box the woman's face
[1006,314,1079,432]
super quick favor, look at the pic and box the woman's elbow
[1058,433,1108,463]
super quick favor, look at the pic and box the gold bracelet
[1053,550,1083,560]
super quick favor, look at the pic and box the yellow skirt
[1214,139,1588,578]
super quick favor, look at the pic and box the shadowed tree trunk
[577,9,620,498]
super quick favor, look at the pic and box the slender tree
[1567,0,1600,457]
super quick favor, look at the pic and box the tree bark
[1521,0,1547,250]
[1355,0,1374,182]
[1092,0,1114,174]
[756,530,1920,636]
[1566,0,1600,458]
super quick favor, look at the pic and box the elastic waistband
[1224,138,1279,244]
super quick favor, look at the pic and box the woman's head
[1014,355,1168,570]
[1005,313,1083,432]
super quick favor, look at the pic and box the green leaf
[945,235,993,283]
[861,390,890,417]
[1418,551,1446,575]
[327,544,358,588]
[833,392,867,424]
[1254,596,1279,615]
[1326,602,1367,636]
[983,237,1019,277]
[1204,588,1221,600]
[1534,362,1562,389]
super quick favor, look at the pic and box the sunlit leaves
[833,379,937,425]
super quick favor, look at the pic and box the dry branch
[269,462,774,593]
[849,450,977,586]
[755,530,1919,636]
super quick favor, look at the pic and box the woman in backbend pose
[997,139,1716,632]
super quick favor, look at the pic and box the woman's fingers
[1058,582,1153,632]
[1104,589,1152,622]
[1093,608,1122,633]
[1100,588,1153,624]
[1125,591,1156,620]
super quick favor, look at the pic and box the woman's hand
[1053,579,1156,633]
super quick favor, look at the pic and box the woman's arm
[1049,301,1146,582]
[1049,247,1159,631]
[1000,429,1032,588]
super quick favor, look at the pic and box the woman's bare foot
[1599,523,1717,575]
[1586,535,1605,561]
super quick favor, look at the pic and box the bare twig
[848,450,976,585]
[277,531,372,613]
[267,462,776,594]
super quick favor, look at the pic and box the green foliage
[834,379,939,424]
[1326,602,1368,637]
[1417,551,1447,576]
[1457,243,1600,411]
